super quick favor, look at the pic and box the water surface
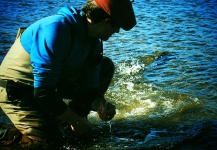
[0,0,217,149]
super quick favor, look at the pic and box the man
[0,0,136,145]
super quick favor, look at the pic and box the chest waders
[0,28,64,142]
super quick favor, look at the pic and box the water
[0,0,217,149]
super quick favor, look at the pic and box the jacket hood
[58,6,88,40]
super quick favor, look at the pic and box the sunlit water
[0,0,217,149]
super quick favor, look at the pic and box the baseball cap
[94,0,136,30]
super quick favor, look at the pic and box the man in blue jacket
[0,0,136,145]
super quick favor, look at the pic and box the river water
[0,0,217,149]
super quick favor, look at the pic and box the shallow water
[1,0,217,149]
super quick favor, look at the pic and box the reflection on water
[1,0,217,149]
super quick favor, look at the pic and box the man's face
[98,19,120,41]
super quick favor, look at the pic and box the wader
[0,28,64,141]
[0,28,114,142]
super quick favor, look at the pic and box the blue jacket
[21,6,102,89]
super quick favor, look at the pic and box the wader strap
[16,28,26,40]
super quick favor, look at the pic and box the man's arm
[34,86,92,135]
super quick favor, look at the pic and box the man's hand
[91,97,116,121]
[70,118,93,136]
[57,107,93,136]
[98,101,116,121]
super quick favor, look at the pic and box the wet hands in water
[92,97,116,121]
[71,97,116,136]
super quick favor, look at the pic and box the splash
[103,58,203,121]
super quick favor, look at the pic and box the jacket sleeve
[34,86,67,116]
[78,39,103,99]
[21,17,73,116]
[68,40,103,117]
[29,21,72,88]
